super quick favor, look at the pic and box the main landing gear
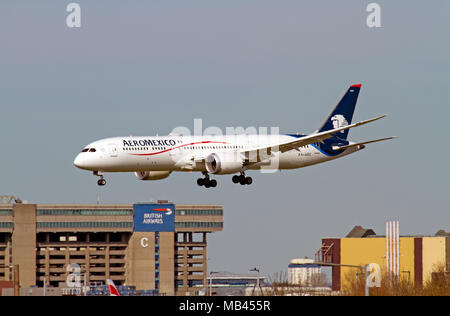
[232,173,253,185]
[197,173,217,188]
[94,171,106,186]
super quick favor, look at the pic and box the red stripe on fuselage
[128,141,229,156]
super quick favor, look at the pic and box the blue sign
[133,203,175,232]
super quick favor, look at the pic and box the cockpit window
[81,148,89,153]
[89,148,96,152]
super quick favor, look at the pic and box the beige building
[0,202,223,296]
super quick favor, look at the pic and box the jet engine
[135,171,171,181]
[205,152,244,175]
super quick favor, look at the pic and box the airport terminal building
[0,202,223,296]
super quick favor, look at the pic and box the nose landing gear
[94,171,106,186]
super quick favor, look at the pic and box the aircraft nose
[73,154,86,169]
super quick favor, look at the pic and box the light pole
[250,267,262,296]
[209,271,219,296]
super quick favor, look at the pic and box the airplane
[106,279,120,296]
[73,84,396,188]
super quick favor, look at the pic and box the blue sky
[1,1,449,278]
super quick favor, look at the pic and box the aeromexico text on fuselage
[121,136,346,157]
[123,139,177,147]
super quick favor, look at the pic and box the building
[0,202,223,296]
[316,225,450,291]
[206,273,267,296]
[288,258,321,286]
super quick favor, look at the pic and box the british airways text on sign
[123,139,176,147]
[133,204,175,232]
[143,213,163,225]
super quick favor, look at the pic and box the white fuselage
[73,134,361,174]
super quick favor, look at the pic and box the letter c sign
[141,237,149,248]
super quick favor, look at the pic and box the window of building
[37,222,133,228]
[37,209,133,216]
[175,209,223,216]
[0,210,12,216]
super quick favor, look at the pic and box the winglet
[353,114,386,127]
[351,84,362,88]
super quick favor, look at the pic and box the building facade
[0,202,223,296]
[288,258,321,286]
[207,273,267,296]
[316,226,450,291]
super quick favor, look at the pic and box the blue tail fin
[317,84,361,140]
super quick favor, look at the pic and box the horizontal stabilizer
[331,136,398,151]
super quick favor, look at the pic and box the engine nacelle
[205,152,244,175]
[135,171,171,181]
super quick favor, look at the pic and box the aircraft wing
[242,115,387,162]
[331,136,397,151]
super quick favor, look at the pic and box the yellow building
[317,226,450,291]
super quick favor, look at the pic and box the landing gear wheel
[198,172,216,188]
[94,171,106,186]
[235,172,251,185]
